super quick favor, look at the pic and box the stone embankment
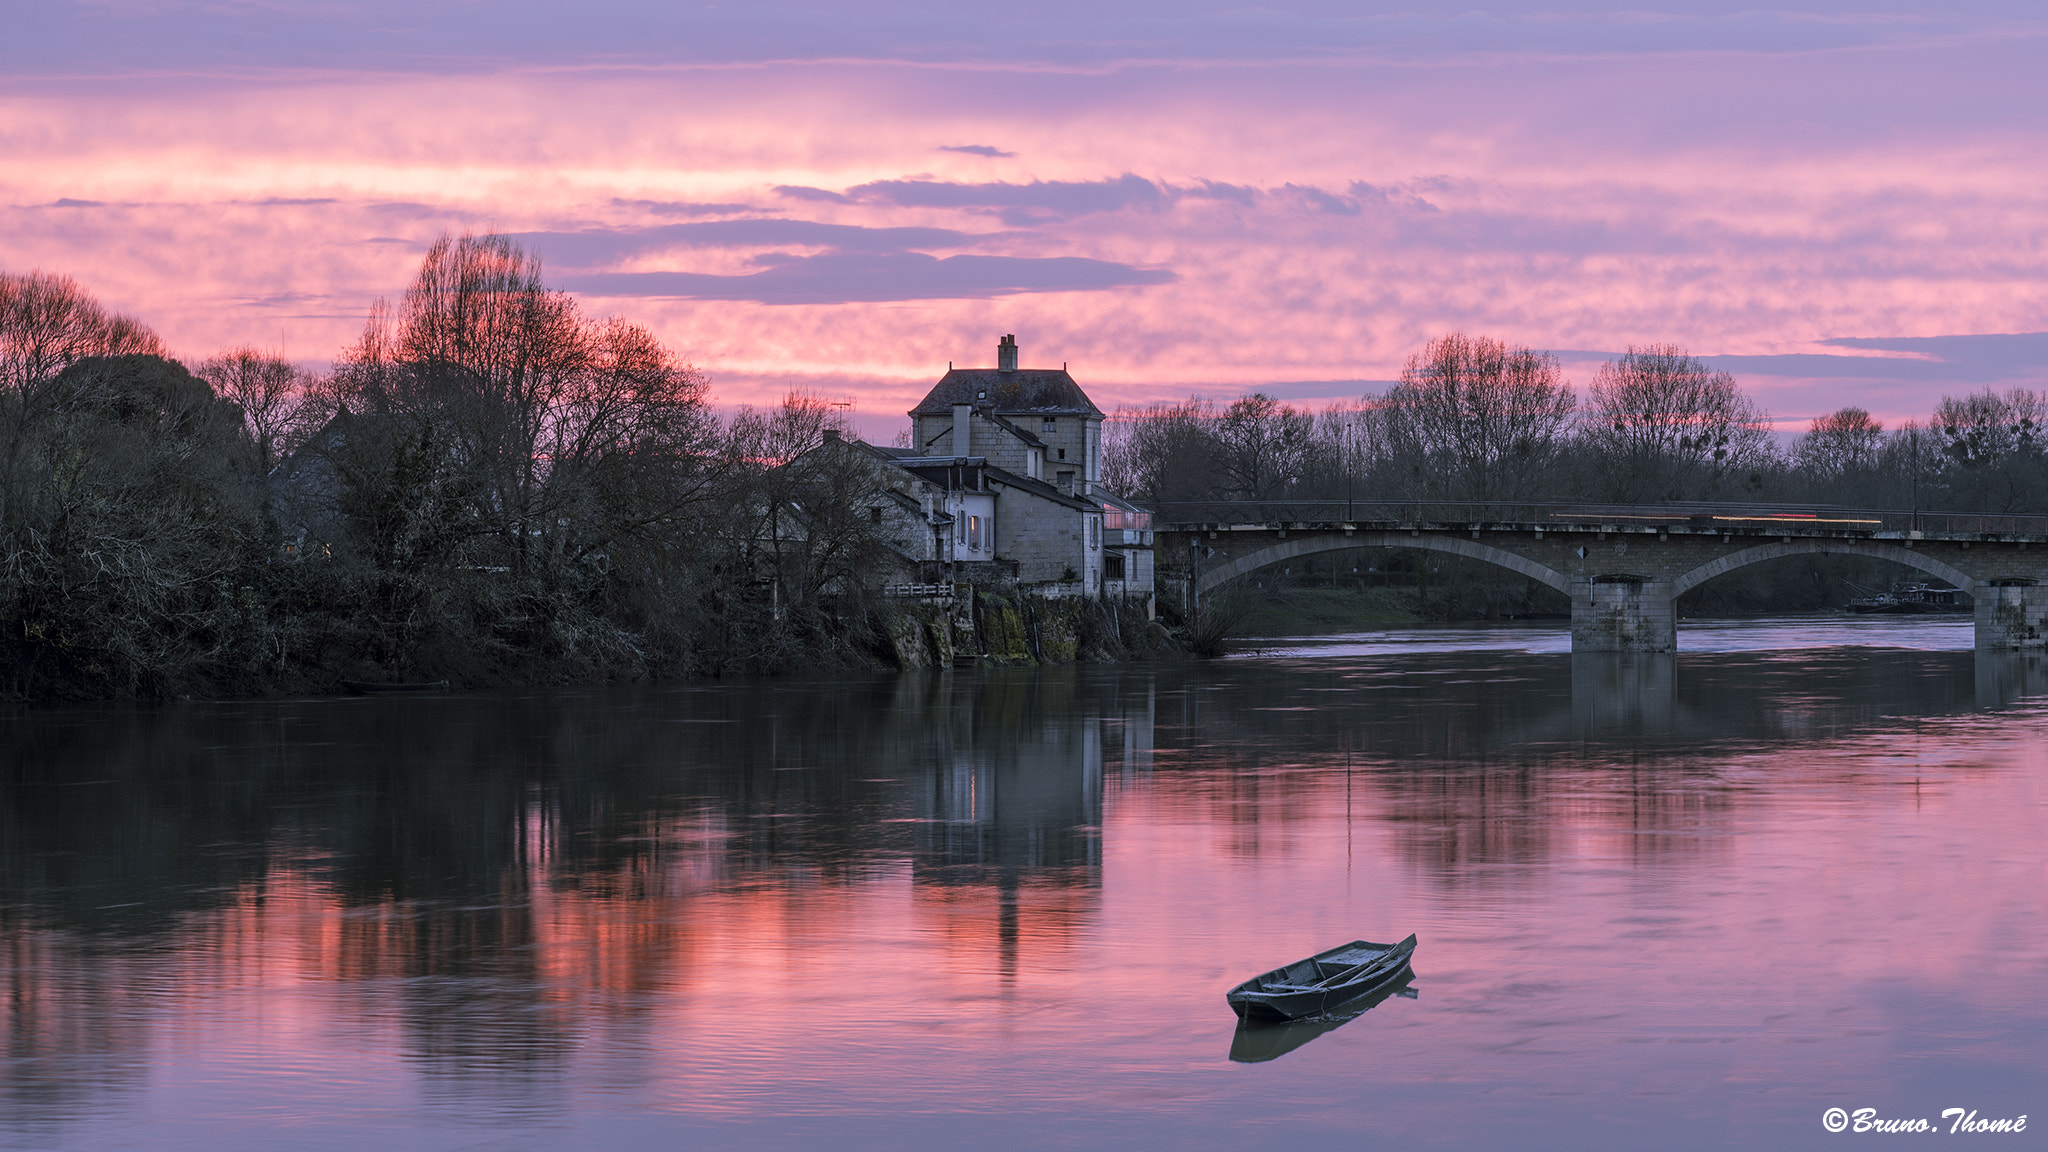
[878,587,1176,668]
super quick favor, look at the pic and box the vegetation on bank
[1104,333,2048,515]
[0,240,1185,702]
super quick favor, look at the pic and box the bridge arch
[1198,531,1572,596]
[1671,540,1976,600]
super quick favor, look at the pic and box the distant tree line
[0,236,902,699]
[1105,333,2042,515]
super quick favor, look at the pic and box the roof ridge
[909,366,1104,418]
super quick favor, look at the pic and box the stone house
[818,335,1155,606]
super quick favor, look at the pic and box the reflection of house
[822,335,1155,603]
[912,722,1103,876]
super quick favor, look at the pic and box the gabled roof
[822,436,1095,512]
[909,369,1102,418]
[982,464,1099,512]
[985,410,1048,448]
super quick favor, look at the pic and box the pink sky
[4,2,2045,441]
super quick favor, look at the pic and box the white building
[822,335,1154,605]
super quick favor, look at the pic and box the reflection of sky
[3,2,2046,437]
[5,656,2047,1149]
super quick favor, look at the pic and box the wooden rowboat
[1225,934,1417,1021]
[1229,970,1417,1063]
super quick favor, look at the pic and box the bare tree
[1101,398,1219,504]
[1581,345,1773,501]
[1927,387,2048,513]
[1211,393,1321,501]
[325,234,717,582]
[676,392,896,669]
[1791,407,1887,504]
[197,347,316,472]
[1795,406,1884,480]
[0,271,161,397]
[725,389,852,468]
[1374,333,1575,502]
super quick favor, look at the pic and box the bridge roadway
[1154,501,2048,652]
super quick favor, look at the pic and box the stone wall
[994,482,1098,587]
[877,587,1175,668]
[1977,584,2048,649]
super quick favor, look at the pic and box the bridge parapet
[1152,501,2048,652]
[1153,500,2048,542]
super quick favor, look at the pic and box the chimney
[821,428,841,442]
[952,403,972,457]
[997,334,1017,373]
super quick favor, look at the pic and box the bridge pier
[1570,578,1677,653]
[1975,581,2048,650]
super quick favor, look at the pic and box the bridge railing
[1144,500,2048,537]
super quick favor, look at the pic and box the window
[968,515,982,551]
[870,507,884,524]
[1057,448,1065,460]
[1043,417,1057,431]
[1105,555,1125,580]
[1088,517,1100,549]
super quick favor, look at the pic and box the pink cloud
[0,39,2041,432]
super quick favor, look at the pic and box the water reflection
[3,624,2047,1150]
[1228,971,1420,1064]
[1,669,1133,1128]
[1570,652,1674,738]
[1974,651,2048,708]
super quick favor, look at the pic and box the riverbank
[4,584,1186,704]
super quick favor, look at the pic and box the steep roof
[909,369,1102,418]
[983,465,1099,511]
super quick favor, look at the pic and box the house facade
[825,335,1154,606]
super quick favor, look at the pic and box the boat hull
[1226,934,1418,1021]
[1229,972,1418,1063]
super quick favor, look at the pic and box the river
[3,616,2043,1150]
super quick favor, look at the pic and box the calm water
[5,616,2046,1150]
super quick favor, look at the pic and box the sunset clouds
[3,1,2045,435]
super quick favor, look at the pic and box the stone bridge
[1155,501,2048,652]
